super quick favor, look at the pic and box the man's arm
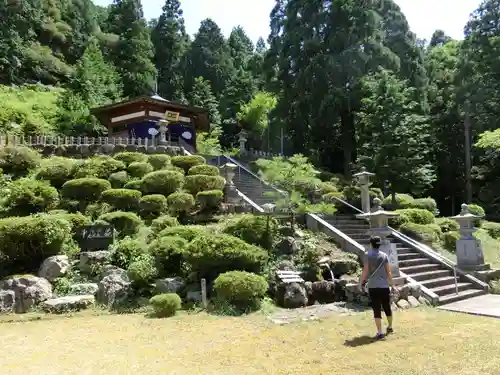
[385,263,394,288]
[359,262,369,284]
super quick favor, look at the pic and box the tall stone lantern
[353,167,375,213]
[237,130,248,155]
[157,119,169,145]
[451,203,490,271]
[356,198,403,282]
[220,162,239,204]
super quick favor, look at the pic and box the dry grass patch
[1,307,500,375]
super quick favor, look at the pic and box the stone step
[409,269,452,281]
[396,252,422,260]
[400,263,442,275]
[438,288,486,305]
[420,276,458,289]
[397,248,417,255]
[338,229,370,235]
[399,258,433,267]
[431,282,473,297]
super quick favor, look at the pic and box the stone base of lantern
[223,184,240,205]
[456,239,490,271]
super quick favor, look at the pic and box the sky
[94,0,482,43]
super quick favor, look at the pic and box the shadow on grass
[344,335,380,347]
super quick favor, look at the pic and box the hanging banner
[165,111,180,122]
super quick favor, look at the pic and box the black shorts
[368,287,392,319]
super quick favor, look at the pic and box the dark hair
[370,236,381,249]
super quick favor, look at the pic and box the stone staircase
[326,215,487,305]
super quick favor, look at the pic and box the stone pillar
[451,203,490,271]
[353,167,375,213]
[220,163,239,204]
[237,131,248,155]
[157,119,168,145]
[356,198,403,283]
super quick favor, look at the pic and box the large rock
[276,282,308,308]
[38,255,70,281]
[276,236,298,255]
[156,277,186,294]
[96,273,131,306]
[69,283,99,296]
[311,280,336,304]
[1,275,53,313]
[41,295,95,314]
[0,290,15,313]
[407,295,420,308]
[100,265,128,280]
[397,298,411,309]
[329,257,360,278]
[80,251,111,273]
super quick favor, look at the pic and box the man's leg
[381,288,393,333]
[369,288,383,337]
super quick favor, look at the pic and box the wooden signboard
[77,224,114,251]
[165,111,180,122]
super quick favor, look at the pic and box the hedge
[171,155,206,173]
[149,293,182,318]
[158,225,208,242]
[166,192,195,216]
[98,211,144,238]
[400,223,441,244]
[196,189,224,211]
[113,152,148,165]
[128,162,153,178]
[73,155,125,179]
[394,208,435,225]
[2,178,59,216]
[0,146,41,177]
[34,156,77,189]
[110,236,147,269]
[148,236,189,276]
[139,194,168,220]
[184,175,225,195]
[108,171,130,188]
[221,214,278,250]
[148,154,171,170]
[188,164,220,176]
[140,170,184,196]
[150,215,180,234]
[61,178,111,203]
[100,188,142,211]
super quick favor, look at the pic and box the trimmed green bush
[184,175,225,195]
[407,198,438,214]
[166,192,195,217]
[196,189,224,211]
[128,162,153,178]
[400,223,441,244]
[382,193,414,210]
[388,212,410,228]
[98,211,144,238]
[148,236,188,276]
[171,155,206,173]
[435,218,459,233]
[49,212,90,233]
[114,152,148,165]
[108,171,129,188]
[468,204,485,227]
[0,214,73,276]
[158,225,207,242]
[73,156,126,179]
[149,293,182,318]
[483,221,500,239]
[150,215,179,234]
[188,164,219,176]
[442,231,460,252]
[127,254,158,287]
[148,154,171,170]
[139,194,168,220]
[141,170,184,196]
[221,214,278,249]
[0,146,41,177]
[61,178,111,204]
[2,178,59,216]
[394,208,435,225]
[213,271,268,313]
[100,189,142,211]
[343,185,384,209]
[35,156,77,188]
[123,179,141,191]
[84,202,112,219]
[185,233,269,280]
[164,165,185,175]
[110,237,146,269]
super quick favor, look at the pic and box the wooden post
[201,278,207,308]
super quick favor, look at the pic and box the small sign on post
[164,111,180,122]
[77,224,115,251]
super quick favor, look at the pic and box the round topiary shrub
[148,236,188,276]
[442,231,460,252]
[388,212,410,228]
[113,151,148,165]
[148,154,171,170]
[34,156,78,189]
[100,188,142,211]
[98,211,144,238]
[61,178,111,203]
[394,208,435,225]
[221,214,278,250]
[110,236,147,269]
[184,175,225,195]
[139,194,168,221]
[166,192,195,217]
[158,225,208,242]
[382,193,415,210]
[400,223,441,244]
[149,293,182,318]
[150,215,180,234]
[128,162,153,178]
[213,271,268,313]
[127,253,158,287]
[141,170,184,196]
[108,171,130,188]
[196,190,224,211]
[483,221,500,239]
[171,155,206,173]
[123,179,142,191]
[0,145,41,177]
[188,164,220,176]
[73,156,126,179]
[435,218,460,233]
[2,178,59,216]
[407,198,438,215]
[84,202,112,219]
[467,204,485,227]
[49,212,90,233]
[185,233,269,280]
[0,214,73,276]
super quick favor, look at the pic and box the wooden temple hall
[91,95,209,151]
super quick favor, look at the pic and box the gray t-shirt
[365,250,389,289]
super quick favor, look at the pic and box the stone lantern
[156,119,169,145]
[353,167,375,213]
[451,203,490,271]
[237,130,248,155]
[356,198,402,280]
[220,163,239,204]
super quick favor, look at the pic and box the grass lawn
[1,307,499,375]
